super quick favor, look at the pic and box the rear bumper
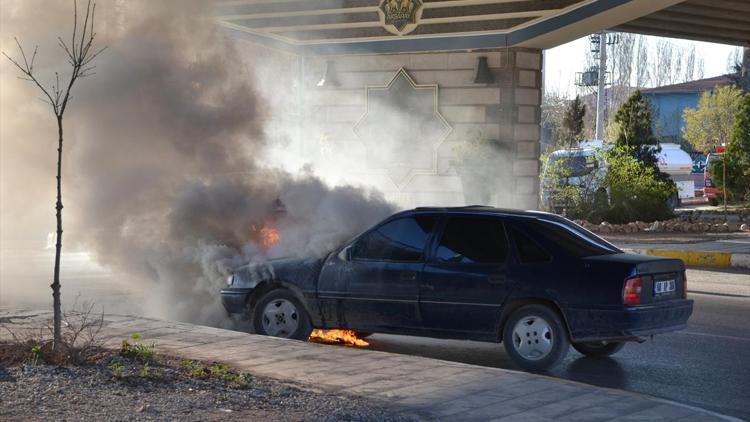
[220,288,252,315]
[565,299,694,342]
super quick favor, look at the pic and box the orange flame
[260,227,280,249]
[309,329,369,347]
[251,225,281,250]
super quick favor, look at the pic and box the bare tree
[653,40,675,86]
[634,36,650,88]
[696,57,705,80]
[727,47,743,74]
[541,88,570,150]
[683,45,696,82]
[612,33,635,88]
[3,0,105,352]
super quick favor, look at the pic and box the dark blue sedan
[221,206,693,370]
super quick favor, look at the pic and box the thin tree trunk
[52,115,64,351]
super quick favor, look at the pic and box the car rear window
[523,219,618,258]
[435,216,508,264]
[510,227,551,263]
[352,215,436,262]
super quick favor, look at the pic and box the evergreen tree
[612,90,659,166]
[562,95,586,148]
[714,93,750,200]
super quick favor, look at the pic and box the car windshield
[549,154,597,177]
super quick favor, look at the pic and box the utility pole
[595,32,607,141]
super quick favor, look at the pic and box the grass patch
[119,333,156,363]
[179,359,249,387]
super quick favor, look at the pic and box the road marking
[689,290,750,298]
[677,330,750,342]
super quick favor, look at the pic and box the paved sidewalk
[1,310,740,421]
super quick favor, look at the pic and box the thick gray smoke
[1,1,394,324]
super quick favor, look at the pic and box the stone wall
[287,48,542,210]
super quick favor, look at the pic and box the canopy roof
[215,0,749,54]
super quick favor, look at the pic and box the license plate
[654,279,676,295]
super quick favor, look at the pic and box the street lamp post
[722,143,728,220]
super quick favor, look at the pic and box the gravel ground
[0,356,418,421]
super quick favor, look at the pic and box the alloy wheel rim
[262,298,299,338]
[512,315,554,361]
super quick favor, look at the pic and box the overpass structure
[217,0,749,209]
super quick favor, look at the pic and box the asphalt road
[365,268,750,420]
[3,252,748,419]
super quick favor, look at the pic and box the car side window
[352,215,435,262]
[525,219,614,258]
[510,227,551,264]
[435,216,508,264]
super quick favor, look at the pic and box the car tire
[502,304,570,371]
[709,198,719,206]
[572,341,625,357]
[252,289,313,341]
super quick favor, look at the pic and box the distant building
[641,75,734,145]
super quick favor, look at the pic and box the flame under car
[221,206,693,371]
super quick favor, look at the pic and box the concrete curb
[1,310,742,421]
[624,248,750,270]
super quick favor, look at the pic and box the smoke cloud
[1,1,394,325]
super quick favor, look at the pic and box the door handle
[488,273,507,284]
[400,271,417,281]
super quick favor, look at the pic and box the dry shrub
[1,301,107,366]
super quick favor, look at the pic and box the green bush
[713,93,750,202]
[601,147,676,223]
[540,151,607,222]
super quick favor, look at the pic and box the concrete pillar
[297,47,542,210]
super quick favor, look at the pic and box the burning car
[221,206,693,370]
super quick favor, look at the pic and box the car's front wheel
[503,304,570,371]
[252,289,313,341]
[572,341,625,357]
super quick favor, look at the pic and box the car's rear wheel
[503,304,570,371]
[252,289,313,341]
[572,341,625,357]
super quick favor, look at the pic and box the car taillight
[683,272,688,299]
[623,276,642,306]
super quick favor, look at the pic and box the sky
[544,35,742,98]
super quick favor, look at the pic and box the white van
[541,142,693,212]
[654,143,695,201]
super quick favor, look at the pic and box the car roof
[402,206,558,219]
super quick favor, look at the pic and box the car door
[420,215,514,337]
[337,214,436,331]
